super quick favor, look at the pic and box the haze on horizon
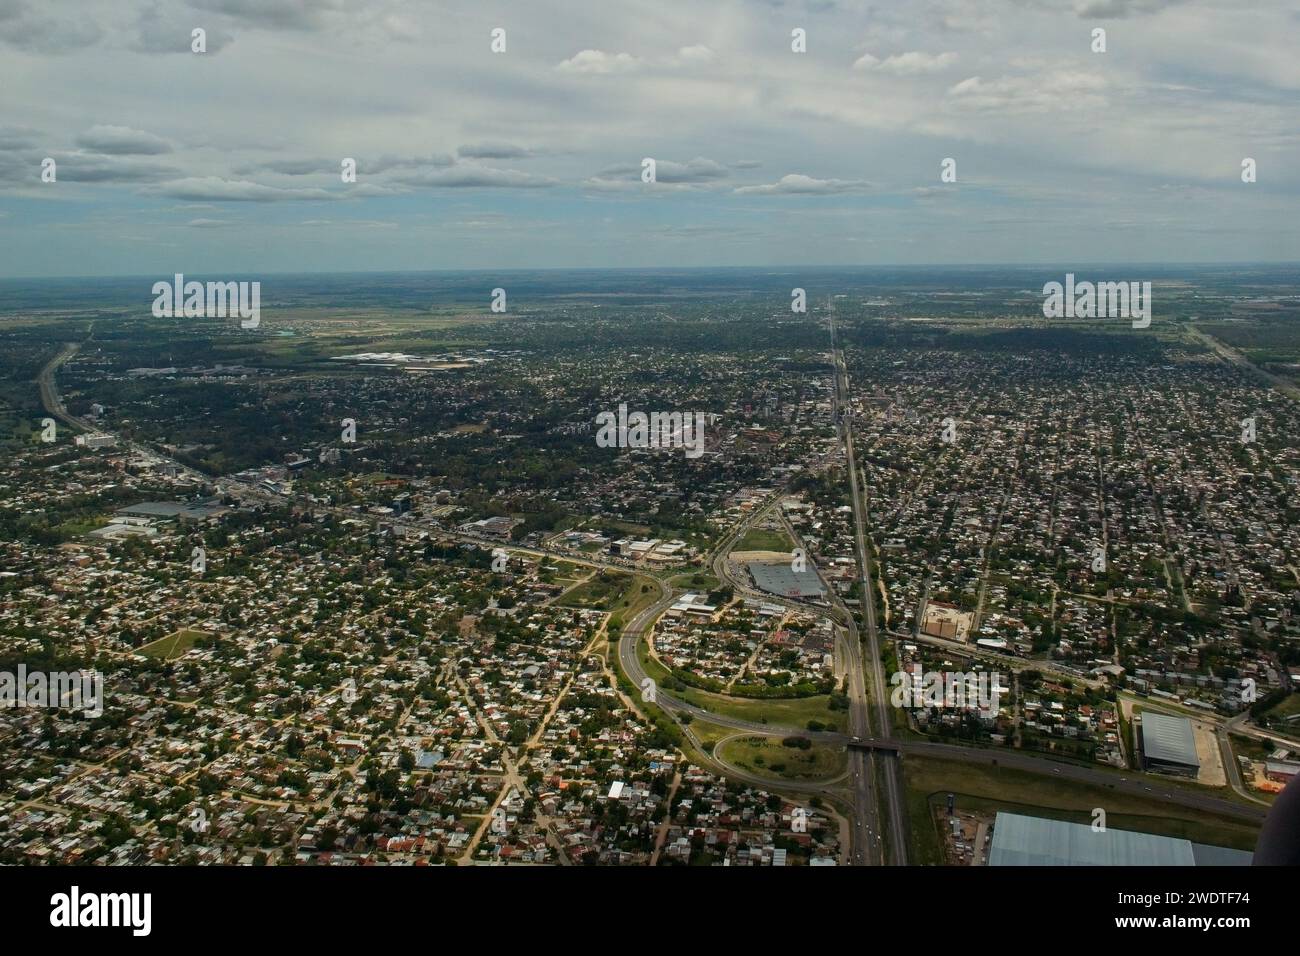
[1,0,1298,278]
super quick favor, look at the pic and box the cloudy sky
[1,0,1297,277]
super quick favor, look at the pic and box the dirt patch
[1192,720,1226,786]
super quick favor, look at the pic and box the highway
[829,301,909,864]
[703,487,885,862]
[37,342,86,432]
[615,610,1265,826]
[40,336,1275,861]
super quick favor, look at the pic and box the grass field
[138,628,207,661]
[718,734,847,781]
[607,576,662,633]
[539,559,589,586]
[735,527,794,553]
[903,755,1262,865]
[556,571,634,609]
[1261,691,1300,721]
[677,685,847,732]
[686,719,737,752]
[667,570,721,593]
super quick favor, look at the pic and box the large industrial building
[987,812,1250,866]
[747,561,825,599]
[1138,710,1201,777]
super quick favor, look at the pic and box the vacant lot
[138,628,207,661]
[718,734,847,781]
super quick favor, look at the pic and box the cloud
[132,6,233,54]
[0,125,40,150]
[76,126,173,155]
[0,0,102,53]
[234,157,335,175]
[190,0,345,31]
[148,177,343,201]
[654,157,729,183]
[386,165,556,188]
[297,218,398,228]
[47,152,180,183]
[367,153,455,173]
[458,142,538,160]
[947,71,1108,112]
[557,49,641,74]
[734,174,872,195]
[912,186,955,201]
[676,44,714,63]
[595,157,729,185]
[1073,0,1186,18]
[853,51,958,74]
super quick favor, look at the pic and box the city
[1,0,1295,938]
[1,269,1295,869]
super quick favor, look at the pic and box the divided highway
[40,337,1272,866]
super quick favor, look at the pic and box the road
[40,335,1276,861]
[615,606,1265,825]
[829,301,909,864]
[37,342,86,432]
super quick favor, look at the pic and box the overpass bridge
[845,737,902,755]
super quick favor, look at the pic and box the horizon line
[2,260,1300,283]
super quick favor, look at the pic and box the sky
[0,0,1298,277]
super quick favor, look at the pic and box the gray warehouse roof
[987,812,1248,866]
[1141,710,1200,768]
[747,561,825,599]
[116,498,228,521]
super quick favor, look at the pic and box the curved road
[41,338,1272,856]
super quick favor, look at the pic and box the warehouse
[986,812,1249,866]
[747,561,825,599]
[1139,710,1201,777]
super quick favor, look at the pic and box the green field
[558,571,662,637]
[1261,691,1300,722]
[138,628,207,661]
[541,559,592,587]
[556,571,634,609]
[667,570,721,592]
[678,685,846,732]
[686,719,737,752]
[608,577,662,633]
[718,734,847,781]
[734,527,794,553]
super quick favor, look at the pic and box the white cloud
[149,177,343,202]
[676,44,714,63]
[557,49,641,74]
[947,71,1108,112]
[853,51,958,74]
[735,174,872,195]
